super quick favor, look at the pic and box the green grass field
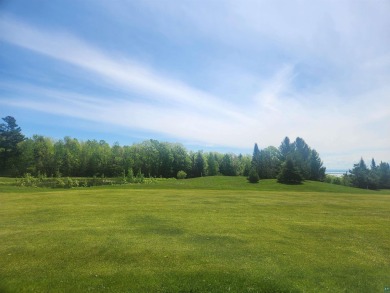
[0,177,389,292]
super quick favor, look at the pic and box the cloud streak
[1,2,389,169]
[0,15,259,146]
[0,82,255,147]
[0,16,248,122]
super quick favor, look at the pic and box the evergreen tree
[247,166,260,183]
[378,162,390,189]
[349,158,369,189]
[251,143,261,177]
[308,149,326,181]
[370,158,377,170]
[367,158,379,190]
[277,137,325,181]
[193,151,207,177]
[0,116,25,175]
[277,158,303,184]
[278,137,293,161]
[220,154,236,176]
[293,137,311,178]
[347,158,390,190]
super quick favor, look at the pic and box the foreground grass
[0,177,389,292]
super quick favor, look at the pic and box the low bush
[177,170,187,179]
[16,172,148,189]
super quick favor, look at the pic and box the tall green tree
[240,154,252,177]
[16,138,35,175]
[346,158,390,190]
[54,137,82,176]
[308,149,326,181]
[251,143,261,177]
[349,158,369,189]
[220,154,236,176]
[293,137,311,178]
[206,152,219,176]
[192,151,207,177]
[278,137,325,181]
[258,146,281,179]
[80,140,110,176]
[171,144,191,176]
[156,141,174,178]
[140,140,160,177]
[0,116,25,175]
[108,142,124,177]
[277,158,303,184]
[378,162,390,189]
[278,137,293,161]
[367,158,379,189]
[31,135,55,176]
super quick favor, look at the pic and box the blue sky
[1,0,389,169]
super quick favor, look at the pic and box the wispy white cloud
[0,82,255,147]
[1,1,390,169]
[0,15,248,122]
[0,15,258,142]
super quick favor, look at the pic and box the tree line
[0,116,253,178]
[4,115,388,190]
[1,116,327,183]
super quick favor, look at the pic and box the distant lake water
[326,169,348,177]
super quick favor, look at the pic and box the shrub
[247,167,259,183]
[325,175,342,185]
[64,177,73,188]
[127,168,134,183]
[133,170,144,183]
[81,179,88,187]
[54,178,65,188]
[177,170,187,179]
[18,173,38,187]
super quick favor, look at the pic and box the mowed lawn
[0,177,389,292]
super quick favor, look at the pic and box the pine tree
[247,166,260,183]
[278,137,293,161]
[251,143,261,177]
[293,137,311,178]
[309,149,326,181]
[277,158,303,184]
[0,116,25,175]
[367,158,379,189]
[378,162,390,189]
[193,151,206,177]
[349,158,369,189]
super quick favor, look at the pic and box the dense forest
[1,116,389,189]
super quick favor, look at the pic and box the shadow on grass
[152,270,300,293]
[130,215,186,236]
[277,181,304,185]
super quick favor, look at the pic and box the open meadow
[0,177,389,292]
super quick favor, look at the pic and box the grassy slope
[0,177,389,292]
